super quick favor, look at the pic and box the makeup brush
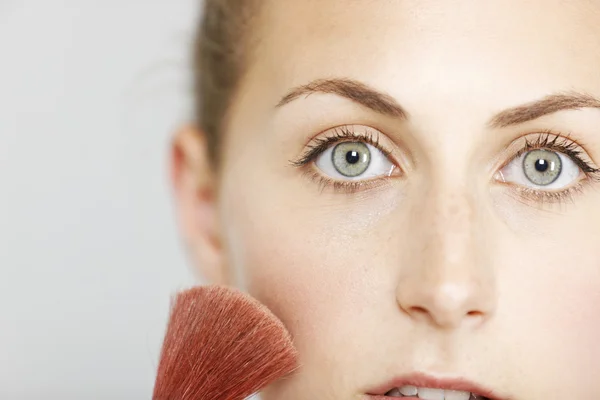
[153,285,299,400]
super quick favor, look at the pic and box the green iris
[332,142,371,177]
[523,150,562,186]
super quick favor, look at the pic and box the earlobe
[170,125,226,284]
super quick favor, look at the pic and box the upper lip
[366,372,506,399]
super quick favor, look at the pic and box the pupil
[535,159,549,172]
[346,150,360,164]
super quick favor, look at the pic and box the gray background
[1,1,203,398]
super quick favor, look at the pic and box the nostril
[409,306,428,315]
[467,309,489,321]
[465,310,487,328]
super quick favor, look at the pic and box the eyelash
[291,126,392,167]
[290,127,396,194]
[502,130,600,205]
[290,127,600,202]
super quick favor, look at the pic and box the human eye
[495,131,600,204]
[290,125,400,193]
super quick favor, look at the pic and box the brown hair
[194,0,261,165]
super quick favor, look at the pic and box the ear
[170,125,226,284]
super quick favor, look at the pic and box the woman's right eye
[314,141,396,180]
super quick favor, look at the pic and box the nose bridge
[432,185,476,266]
[396,180,496,329]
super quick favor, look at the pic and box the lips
[365,373,504,400]
[384,386,484,399]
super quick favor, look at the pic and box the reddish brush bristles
[153,285,299,400]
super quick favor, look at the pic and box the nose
[396,188,497,329]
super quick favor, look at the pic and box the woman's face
[191,0,600,398]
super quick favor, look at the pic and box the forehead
[249,0,600,103]
[257,0,600,53]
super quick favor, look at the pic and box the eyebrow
[277,78,600,127]
[488,92,600,128]
[276,78,407,118]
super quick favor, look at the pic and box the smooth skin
[172,1,600,398]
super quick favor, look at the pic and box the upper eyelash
[293,128,600,175]
[290,126,392,167]
[514,130,600,177]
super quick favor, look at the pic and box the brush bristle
[153,285,299,400]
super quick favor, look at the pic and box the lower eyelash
[507,173,600,208]
[508,181,586,206]
[301,169,393,195]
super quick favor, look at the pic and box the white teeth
[399,385,418,396]
[385,386,474,399]
[445,390,471,400]
[418,387,445,400]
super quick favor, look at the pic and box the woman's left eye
[314,141,395,180]
[498,149,582,189]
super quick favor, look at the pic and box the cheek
[539,252,600,368]
[497,223,600,393]
[219,172,401,367]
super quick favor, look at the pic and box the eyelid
[497,130,600,175]
[495,130,600,205]
[291,125,399,168]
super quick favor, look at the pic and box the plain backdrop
[0,1,204,398]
